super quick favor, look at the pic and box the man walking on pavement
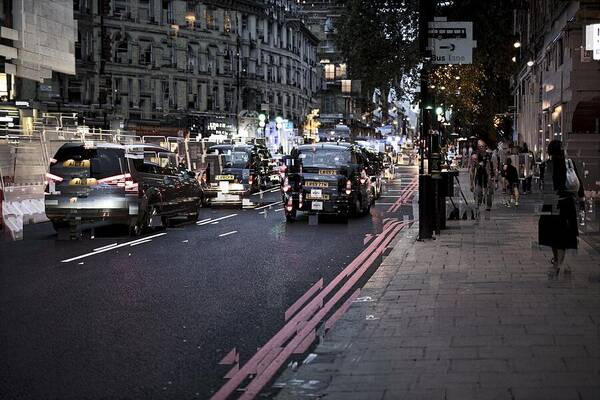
[471,154,494,218]
[503,157,520,207]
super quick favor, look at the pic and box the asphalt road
[0,166,419,400]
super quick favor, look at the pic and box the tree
[337,0,516,142]
[432,0,516,143]
[336,0,420,104]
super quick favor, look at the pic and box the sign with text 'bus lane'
[428,19,476,65]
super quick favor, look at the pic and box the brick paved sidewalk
[274,173,600,400]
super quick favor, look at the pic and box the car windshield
[51,146,124,179]
[298,148,351,168]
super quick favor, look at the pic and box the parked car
[203,144,266,205]
[282,143,372,222]
[45,142,204,236]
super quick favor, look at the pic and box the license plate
[310,189,322,198]
[216,175,235,181]
[311,201,323,210]
[319,169,337,175]
[304,181,328,188]
[306,193,330,200]
[219,181,230,193]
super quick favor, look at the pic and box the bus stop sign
[428,18,477,65]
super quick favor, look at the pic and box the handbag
[565,159,580,194]
[538,214,564,248]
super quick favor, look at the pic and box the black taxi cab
[203,144,266,205]
[281,143,372,222]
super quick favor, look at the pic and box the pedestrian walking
[471,154,494,218]
[497,141,508,193]
[538,160,545,191]
[539,140,585,277]
[483,151,496,210]
[503,158,520,207]
[520,142,534,194]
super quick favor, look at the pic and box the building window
[241,14,248,32]
[324,64,335,80]
[558,39,564,66]
[224,12,233,33]
[166,0,174,24]
[336,64,347,79]
[225,88,233,111]
[187,45,197,72]
[323,95,335,113]
[205,9,216,30]
[114,0,128,18]
[341,80,351,94]
[116,39,129,64]
[140,43,152,65]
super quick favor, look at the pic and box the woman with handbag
[540,140,585,277]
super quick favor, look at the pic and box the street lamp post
[418,0,435,240]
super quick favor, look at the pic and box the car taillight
[279,165,287,178]
[45,172,64,183]
[283,177,291,192]
[360,170,367,184]
[98,173,139,193]
[249,174,254,186]
[286,196,294,212]
[298,192,303,209]
[345,180,352,195]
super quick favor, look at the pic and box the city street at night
[1,0,599,399]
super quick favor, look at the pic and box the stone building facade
[0,0,76,102]
[513,0,600,190]
[43,0,319,135]
[299,0,364,139]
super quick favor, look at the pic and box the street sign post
[428,18,477,65]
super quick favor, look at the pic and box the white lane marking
[211,222,220,225]
[130,239,152,247]
[93,242,118,252]
[259,211,267,215]
[218,230,238,238]
[274,208,284,212]
[61,232,168,263]
[196,214,238,226]
[251,187,280,196]
[196,218,212,225]
[255,201,283,211]
[379,195,400,198]
[374,202,397,205]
